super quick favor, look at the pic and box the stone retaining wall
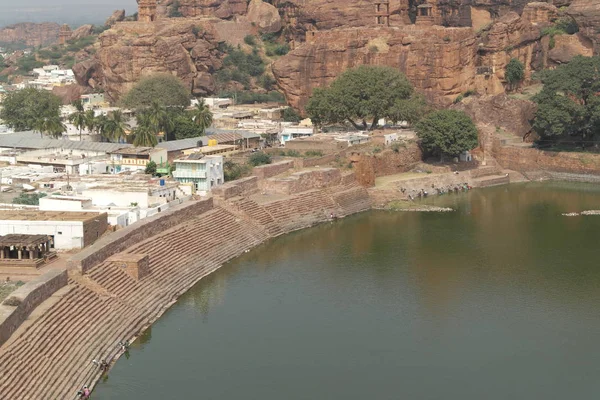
[351,145,422,186]
[493,140,600,174]
[267,169,342,195]
[67,199,214,273]
[253,160,294,179]
[0,269,68,346]
[212,176,259,200]
[294,153,342,168]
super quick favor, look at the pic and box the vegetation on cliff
[121,74,191,109]
[305,66,421,130]
[532,56,600,144]
[415,110,479,161]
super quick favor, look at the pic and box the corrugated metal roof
[206,128,260,139]
[0,131,131,152]
[156,136,208,152]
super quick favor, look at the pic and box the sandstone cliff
[568,0,600,52]
[0,22,61,47]
[73,18,248,101]
[272,2,591,109]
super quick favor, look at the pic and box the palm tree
[132,112,158,147]
[102,110,130,143]
[34,117,66,139]
[147,101,173,141]
[93,114,109,141]
[68,99,86,141]
[84,109,96,134]
[190,99,213,135]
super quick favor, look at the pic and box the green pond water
[94,182,600,399]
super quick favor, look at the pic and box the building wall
[173,156,224,193]
[82,189,151,209]
[0,220,85,249]
[82,213,108,247]
[39,197,93,211]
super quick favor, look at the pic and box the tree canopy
[0,88,63,133]
[532,56,600,142]
[121,74,191,109]
[505,58,525,89]
[415,110,479,160]
[305,65,420,130]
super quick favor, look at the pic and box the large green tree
[0,88,62,133]
[121,74,191,109]
[305,65,419,130]
[415,110,479,161]
[532,56,600,143]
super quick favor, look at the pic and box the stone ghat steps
[230,197,284,237]
[0,185,374,398]
[331,186,372,216]
[262,190,341,232]
[473,174,510,188]
[0,284,144,400]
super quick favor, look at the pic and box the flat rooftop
[0,234,51,247]
[0,210,103,222]
[110,147,160,155]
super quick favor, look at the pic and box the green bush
[284,150,301,157]
[12,192,47,205]
[16,55,44,74]
[145,160,157,175]
[505,58,525,85]
[391,142,405,153]
[305,150,323,157]
[224,160,251,181]
[282,107,301,122]
[244,35,257,46]
[248,152,272,166]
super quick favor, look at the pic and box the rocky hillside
[70,0,600,106]
[0,22,61,47]
[273,2,592,108]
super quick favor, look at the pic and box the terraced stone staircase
[0,181,372,399]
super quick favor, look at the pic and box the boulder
[246,0,282,33]
[105,10,125,27]
[452,94,537,138]
[70,24,94,40]
[568,0,600,52]
[548,33,593,64]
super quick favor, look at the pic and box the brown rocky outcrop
[52,84,89,105]
[105,10,126,27]
[246,0,282,33]
[73,19,241,101]
[272,2,591,111]
[568,0,600,52]
[0,22,60,47]
[548,32,593,64]
[158,0,248,19]
[70,24,94,41]
[452,93,537,138]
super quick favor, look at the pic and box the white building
[280,127,314,145]
[0,210,107,249]
[172,154,224,195]
[109,147,168,173]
